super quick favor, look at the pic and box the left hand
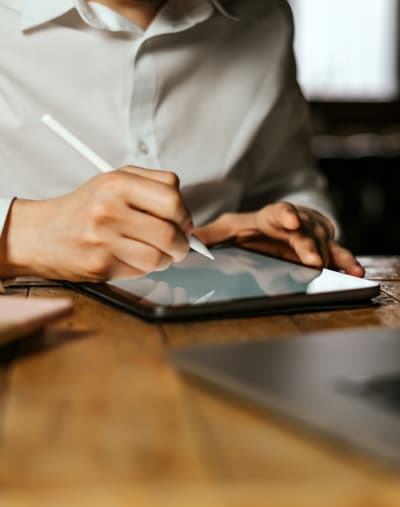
[194,202,365,277]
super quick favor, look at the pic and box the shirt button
[138,140,149,155]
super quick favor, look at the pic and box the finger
[104,171,191,230]
[295,209,332,267]
[257,202,301,233]
[299,218,330,267]
[236,236,301,263]
[329,241,365,277]
[112,237,174,273]
[288,230,324,268]
[298,208,333,240]
[297,206,336,239]
[314,228,330,267]
[194,212,257,245]
[196,203,302,247]
[120,166,195,231]
[105,259,146,281]
[238,231,326,271]
[117,209,190,262]
[120,166,181,189]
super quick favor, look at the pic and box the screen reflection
[109,247,321,306]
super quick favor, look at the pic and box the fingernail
[355,264,365,276]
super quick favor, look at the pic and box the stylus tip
[189,235,215,260]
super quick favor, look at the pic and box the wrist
[0,198,42,276]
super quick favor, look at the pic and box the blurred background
[288,0,400,254]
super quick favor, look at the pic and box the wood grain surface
[0,257,399,507]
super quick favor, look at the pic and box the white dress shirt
[0,0,335,240]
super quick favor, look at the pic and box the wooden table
[1,257,400,507]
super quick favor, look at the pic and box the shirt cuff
[0,198,17,292]
[0,197,16,235]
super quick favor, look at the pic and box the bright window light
[289,0,399,101]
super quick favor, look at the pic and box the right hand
[1,166,192,282]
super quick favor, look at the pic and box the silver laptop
[170,327,400,467]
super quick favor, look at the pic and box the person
[0,0,364,288]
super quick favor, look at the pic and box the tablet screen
[107,247,374,308]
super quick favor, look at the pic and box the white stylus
[41,114,214,261]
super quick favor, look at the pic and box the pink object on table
[0,296,73,346]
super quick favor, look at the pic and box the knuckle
[279,201,296,214]
[88,201,112,225]
[300,212,312,224]
[164,189,182,215]
[304,237,317,250]
[315,224,327,238]
[146,249,167,271]
[85,253,110,280]
[80,224,104,248]
[173,241,190,263]
[161,223,179,249]
[163,171,180,188]
[158,257,174,272]
[98,171,123,193]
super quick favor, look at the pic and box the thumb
[194,212,256,245]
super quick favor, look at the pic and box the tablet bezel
[61,247,380,321]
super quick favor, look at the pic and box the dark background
[293,2,400,255]
[311,102,400,255]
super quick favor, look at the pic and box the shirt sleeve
[239,5,340,237]
[0,197,17,292]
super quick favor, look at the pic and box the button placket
[128,39,161,169]
[138,140,149,154]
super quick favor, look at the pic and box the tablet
[63,246,380,321]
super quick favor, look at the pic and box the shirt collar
[19,0,239,32]
[20,0,77,31]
